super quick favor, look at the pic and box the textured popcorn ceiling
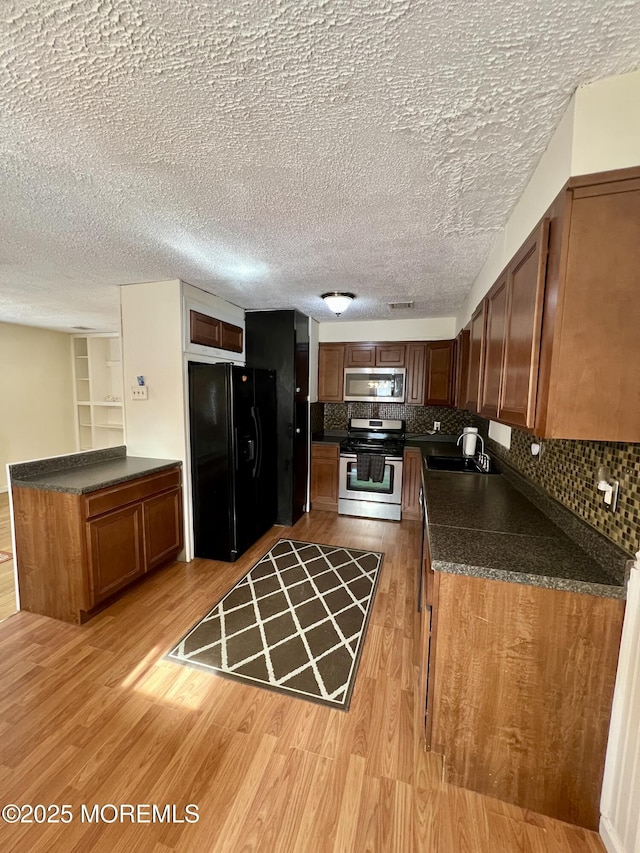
[1,1,639,332]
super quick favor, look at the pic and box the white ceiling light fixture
[322,292,355,316]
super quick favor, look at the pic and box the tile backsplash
[323,402,474,435]
[476,417,640,557]
[314,400,639,557]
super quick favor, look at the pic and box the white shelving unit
[72,334,125,450]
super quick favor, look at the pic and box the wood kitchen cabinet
[13,466,183,623]
[190,310,243,353]
[425,570,623,830]
[498,219,549,428]
[310,443,339,511]
[479,275,508,419]
[425,341,455,406]
[405,343,427,405]
[401,447,422,519]
[453,327,470,408]
[535,173,640,440]
[345,342,406,367]
[463,303,485,411]
[465,168,640,440]
[318,343,345,402]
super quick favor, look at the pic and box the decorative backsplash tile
[316,400,639,556]
[476,417,640,557]
[323,402,474,435]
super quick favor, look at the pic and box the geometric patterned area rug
[0,551,12,564]
[166,539,383,711]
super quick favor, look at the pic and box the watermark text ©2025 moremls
[1,803,200,824]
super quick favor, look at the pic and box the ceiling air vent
[388,301,414,310]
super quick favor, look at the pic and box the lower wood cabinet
[310,443,339,511]
[424,570,624,830]
[401,447,422,519]
[88,503,146,604]
[13,466,183,624]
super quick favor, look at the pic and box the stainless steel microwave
[343,367,406,403]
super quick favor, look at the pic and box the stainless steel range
[338,418,405,521]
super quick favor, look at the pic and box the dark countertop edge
[11,458,182,495]
[312,430,346,443]
[9,445,127,479]
[432,560,626,600]
[415,441,626,599]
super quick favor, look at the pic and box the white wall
[319,316,456,342]
[457,70,640,330]
[0,322,75,490]
[457,95,576,328]
[120,279,185,461]
[573,70,640,175]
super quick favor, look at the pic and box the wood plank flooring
[0,510,605,852]
[0,492,17,622]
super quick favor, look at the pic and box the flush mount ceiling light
[321,292,355,316]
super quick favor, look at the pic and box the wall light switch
[131,385,148,400]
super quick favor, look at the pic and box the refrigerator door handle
[251,405,263,479]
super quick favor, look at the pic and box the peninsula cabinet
[426,570,624,830]
[12,466,183,624]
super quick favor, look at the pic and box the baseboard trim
[599,816,625,853]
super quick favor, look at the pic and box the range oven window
[346,461,395,494]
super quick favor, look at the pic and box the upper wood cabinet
[464,168,640,441]
[537,175,640,441]
[318,343,345,402]
[405,343,427,406]
[425,340,455,406]
[190,310,243,353]
[345,342,406,367]
[463,303,486,411]
[454,328,471,409]
[479,275,508,420]
[499,219,549,428]
[319,340,455,407]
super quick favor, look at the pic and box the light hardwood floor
[0,492,17,622]
[0,510,605,852]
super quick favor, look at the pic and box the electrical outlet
[433,421,441,432]
[131,385,148,400]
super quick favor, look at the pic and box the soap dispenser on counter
[457,426,479,457]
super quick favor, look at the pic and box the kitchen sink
[425,455,499,474]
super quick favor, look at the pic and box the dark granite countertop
[409,438,626,599]
[312,430,347,443]
[10,448,181,495]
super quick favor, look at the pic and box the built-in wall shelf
[72,335,125,450]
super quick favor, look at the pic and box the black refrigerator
[189,362,277,562]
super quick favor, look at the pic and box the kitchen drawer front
[84,468,181,519]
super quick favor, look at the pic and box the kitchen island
[407,437,626,830]
[10,446,183,624]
